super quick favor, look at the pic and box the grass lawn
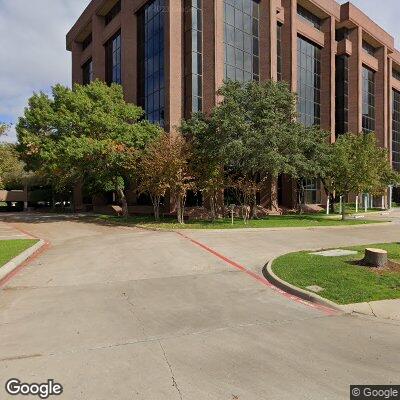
[272,243,400,305]
[0,239,39,268]
[93,214,383,230]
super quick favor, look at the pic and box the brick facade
[67,0,400,212]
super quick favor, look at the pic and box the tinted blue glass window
[393,89,400,171]
[335,55,349,135]
[393,69,400,81]
[224,0,259,82]
[297,36,321,127]
[138,0,165,126]
[82,34,92,51]
[362,40,375,56]
[105,1,121,25]
[105,32,121,85]
[277,23,282,81]
[82,59,93,85]
[297,5,321,30]
[184,0,203,115]
[362,66,375,134]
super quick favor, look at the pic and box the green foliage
[182,80,330,218]
[0,123,9,136]
[273,243,400,304]
[137,133,193,222]
[94,214,380,230]
[322,133,399,212]
[0,143,25,190]
[181,113,225,219]
[17,81,162,214]
[0,239,39,268]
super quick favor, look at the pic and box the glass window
[335,28,349,42]
[335,55,349,136]
[297,36,321,127]
[277,23,282,81]
[105,32,121,85]
[303,179,321,204]
[362,66,375,134]
[297,5,321,30]
[82,33,92,51]
[82,59,93,85]
[137,0,165,126]
[224,0,259,83]
[105,0,121,25]
[184,0,203,116]
[393,69,400,81]
[362,40,375,56]
[393,89,400,171]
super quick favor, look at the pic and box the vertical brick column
[348,26,362,133]
[165,0,183,133]
[388,57,393,165]
[281,0,297,92]
[121,0,137,104]
[92,14,106,81]
[202,0,217,113]
[321,16,336,141]
[260,0,278,81]
[375,46,388,148]
[71,41,83,85]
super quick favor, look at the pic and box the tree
[0,123,9,136]
[0,143,25,190]
[138,133,193,223]
[322,133,399,220]
[17,81,162,216]
[181,113,225,220]
[286,125,332,212]
[137,134,171,221]
[183,80,327,222]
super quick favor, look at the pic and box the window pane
[224,0,259,83]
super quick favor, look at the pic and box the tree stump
[363,248,388,268]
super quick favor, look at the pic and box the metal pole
[389,186,393,209]
[339,196,343,215]
[326,196,330,215]
[364,194,368,213]
[355,196,358,213]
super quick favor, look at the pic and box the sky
[0,0,399,142]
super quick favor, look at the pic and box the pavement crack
[159,340,183,400]
[367,302,378,318]
[121,292,147,337]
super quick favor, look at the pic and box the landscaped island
[93,214,383,230]
[0,239,39,268]
[272,243,400,304]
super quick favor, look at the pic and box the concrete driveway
[0,214,399,399]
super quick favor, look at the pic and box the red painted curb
[176,231,338,316]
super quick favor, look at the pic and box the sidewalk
[343,299,400,321]
[0,221,31,239]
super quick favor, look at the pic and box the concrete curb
[0,239,46,283]
[262,258,346,313]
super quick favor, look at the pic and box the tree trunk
[250,191,258,220]
[209,193,216,221]
[341,198,346,221]
[117,188,129,217]
[176,194,186,224]
[151,195,161,221]
[329,193,335,214]
[270,177,279,212]
[297,182,305,214]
